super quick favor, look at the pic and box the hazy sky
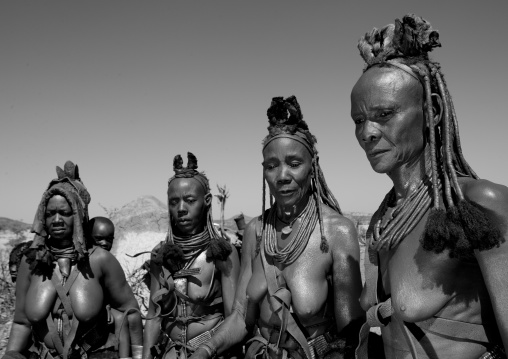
[1,0,507,223]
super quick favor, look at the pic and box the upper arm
[233,218,258,305]
[330,216,365,331]
[12,256,31,326]
[98,250,139,311]
[466,180,508,351]
[218,243,241,316]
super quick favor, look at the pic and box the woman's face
[45,195,74,244]
[350,66,426,174]
[262,137,313,208]
[168,178,210,236]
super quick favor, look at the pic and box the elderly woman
[191,96,364,359]
[4,161,143,359]
[142,153,240,359]
[351,14,508,358]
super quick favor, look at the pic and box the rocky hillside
[0,218,32,252]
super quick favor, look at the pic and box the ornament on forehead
[169,152,210,193]
[262,96,317,156]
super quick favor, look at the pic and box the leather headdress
[28,161,91,272]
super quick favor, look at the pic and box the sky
[1,0,507,224]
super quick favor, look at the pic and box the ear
[204,193,212,206]
[426,93,443,127]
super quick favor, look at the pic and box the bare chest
[379,218,485,322]
[25,265,104,324]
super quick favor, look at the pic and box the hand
[188,348,211,359]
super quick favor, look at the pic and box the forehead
[168,177,207,197]
[47,195,71,208]
[263,137,313,161]
[351,66,423,106]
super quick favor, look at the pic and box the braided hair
[358,14,502,258]
[153,152,231,273]
[257,96,342,256]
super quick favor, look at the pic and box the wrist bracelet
[198,342,217,359]
[131,345,143,359]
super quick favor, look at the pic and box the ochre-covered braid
[257,96,344,257]
[358,14,503,258]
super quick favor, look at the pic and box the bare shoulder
[89,246,124,275]
[320,205,359,254]
[461,177,508,211]
[241,216,262,255]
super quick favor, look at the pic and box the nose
[177,201,188,216]
[361,120,381,144]
[54,213,63,223]
[276,164,291,184]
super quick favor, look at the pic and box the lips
[278,189,296,196]
[367,149,390,158]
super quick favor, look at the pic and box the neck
[276,192,311,223]
[387,146,431,205]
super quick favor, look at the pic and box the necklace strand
[264,196,318,265]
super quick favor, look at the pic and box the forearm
[142,317,162,359]
[126,310,143,347]
[6,322,32,353]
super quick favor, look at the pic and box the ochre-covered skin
[190,137,364,359]
[7,228,142,356]
[351,66,508,357]
[142,176,240,359]
[6,193,142,357]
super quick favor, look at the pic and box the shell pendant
[281,225,293,235]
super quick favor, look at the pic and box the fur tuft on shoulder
[153,241,185,274]
[206,237,232,262]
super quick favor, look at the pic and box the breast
[25,277,57,323]
[386,227,484,323]
[69,275,104,323]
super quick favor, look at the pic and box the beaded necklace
[264,195,318,265]
[369,173,437,252]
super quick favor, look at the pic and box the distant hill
[0,218,30,233]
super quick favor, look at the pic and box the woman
[191,96,364,359]
[142,153,240,359]
[4,161,143,359]
[351,14,508,358]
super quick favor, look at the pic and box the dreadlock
[154,152,231,273]
[256,96,342,257]
[358,14,502,258]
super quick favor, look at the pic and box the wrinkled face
[45,195,74,245]
[168,178,210,236]
[350,66,425,174]
[262,137,313,208]
[91,221,115,251]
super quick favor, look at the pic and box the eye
[378,110,393,119]
[289,162,301,168]
[186,198,196,204]
[264,163,277,170]
[353,117,364,125]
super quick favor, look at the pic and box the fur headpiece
[26,161,91,274]
[263,96,317,154]
[358,14,441,68]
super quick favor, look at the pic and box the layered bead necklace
[369,172,437,251]
[264,195,318,265]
